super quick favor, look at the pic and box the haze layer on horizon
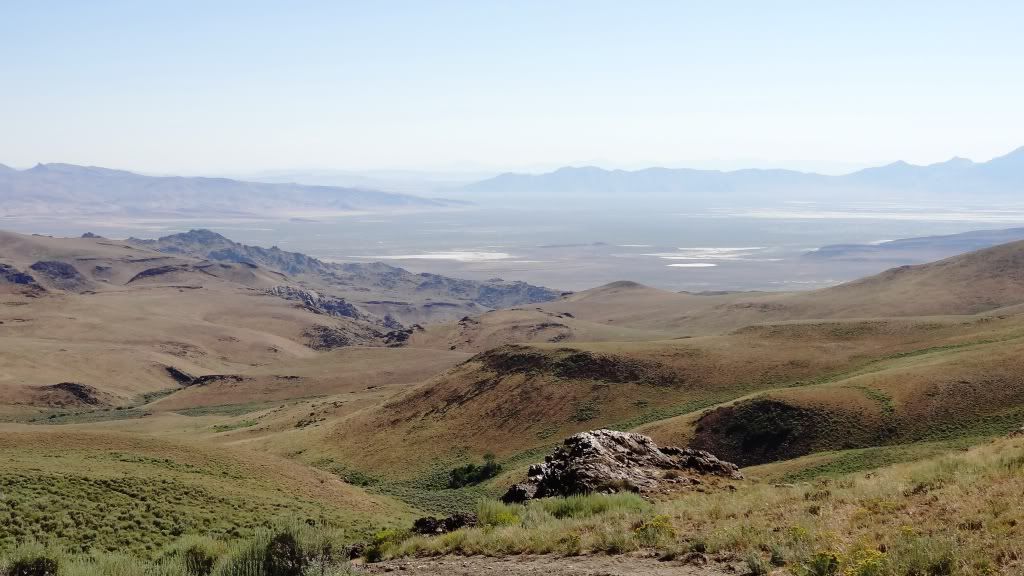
[2,1,1023,175]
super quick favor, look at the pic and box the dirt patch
[361,554,740,575]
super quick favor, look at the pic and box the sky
[1,1,1023,175]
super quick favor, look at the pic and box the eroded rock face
[502,429,741,503]
[266,285,363,319]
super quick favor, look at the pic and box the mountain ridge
[459,146,1024,199]
[0,162,453,218]
[127,229,564,325]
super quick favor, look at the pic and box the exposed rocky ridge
[502,429,741,503]
[476,345,678,387]
[29,261,91,292]
[265,285,363,319]
[30,382,111,408]
[0,263,37,286]
[0,263,43,295]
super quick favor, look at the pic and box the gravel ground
[359,553,745,575]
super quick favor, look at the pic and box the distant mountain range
[7,147,1024,218]
[0,163,452,218]
[459,146,1024,201]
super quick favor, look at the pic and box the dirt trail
[360,554,743,575]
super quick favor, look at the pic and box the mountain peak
[157,229,232,245]
[934,156,974,168]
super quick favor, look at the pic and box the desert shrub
[633,515,675,547]
[844,548,886,576]
[447,454,501,488]
[476,501,522,527]
[363,529,406,564]
[793,551,840,576]
[162,535,226,576]
[887,534,955,576]
[534,493,649,519]
[261,532,303,576]
[214,522,347,576]
[1,542,61,576]
[745,552,770,575]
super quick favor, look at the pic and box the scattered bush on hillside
[1,542,60,576]
[162,535,226,576]
[447,454,501,488]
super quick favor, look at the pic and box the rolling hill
[317,239,1024,483]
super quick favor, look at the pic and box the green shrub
[633,515,675,548]
[213,522,346,576]
[745,552,769,575]
[476,501,522,527]
[793,552,840,576]
[162,535,226,576]
[534,493,649,519]
[363,529,406,564]
[1,542,61,576]
[447,454,502,488]
[262,533,303,576]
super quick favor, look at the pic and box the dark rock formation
[502,429,741,503]
[164,366,196,385]
[126,264,189,284]
[412,512,478,535]
[32,382,109,408]
[0,264,37,286]
[476,345,678,387]
[29,261,89,291]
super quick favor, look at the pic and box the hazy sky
[2,1,1022,174]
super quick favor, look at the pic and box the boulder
[502,429,741,503]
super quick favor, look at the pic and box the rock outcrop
[29,260,91,292]
[0,264,38,286]
[266,285,363,319]
[502,429,742,503]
